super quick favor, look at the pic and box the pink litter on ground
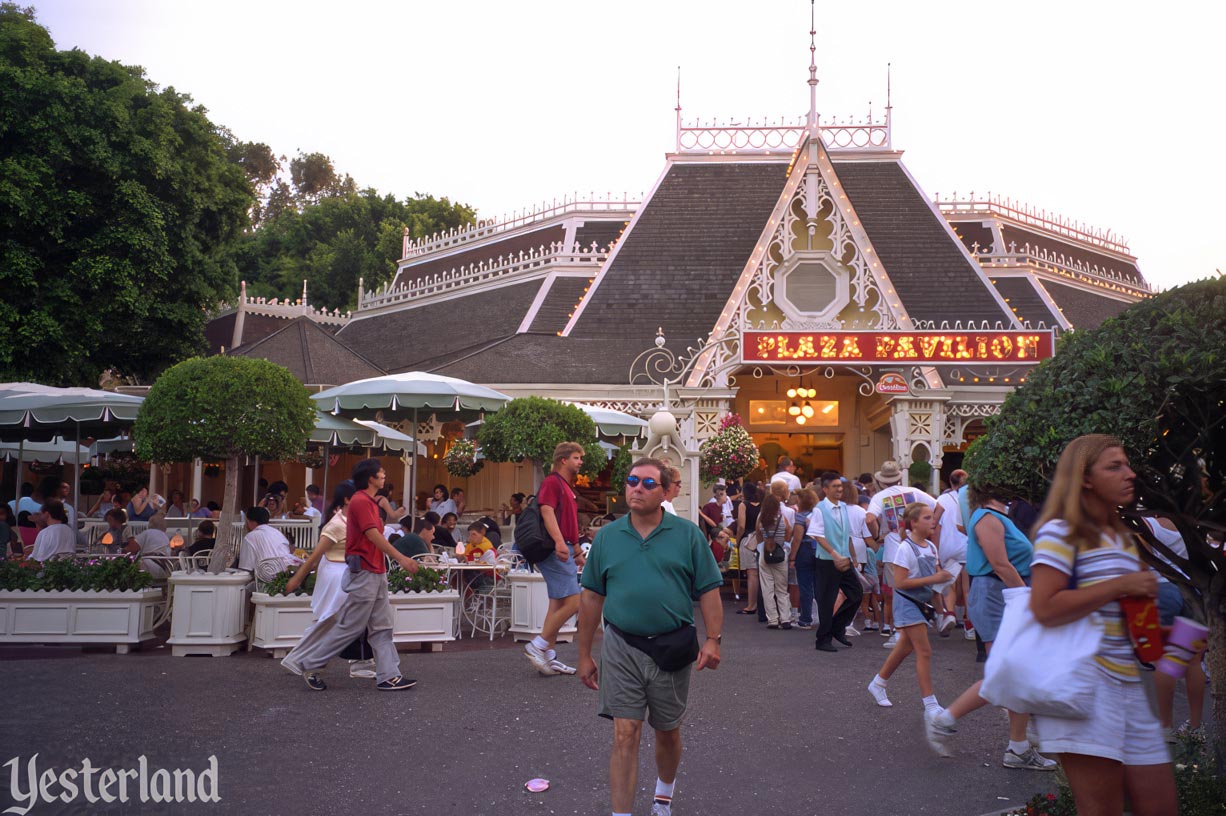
[524,778,550,793]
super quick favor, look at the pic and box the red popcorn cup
[1118,596,1164,663]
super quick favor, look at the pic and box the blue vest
[816,500,850,559]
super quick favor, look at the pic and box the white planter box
[0,588,162,653]
[250,592,315,658]
[166,570,251,657]
[509,570,576,643]
[388,590,458,650]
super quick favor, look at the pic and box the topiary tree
[134,356,315,573]
[476,397,602,487]
[964,276,1226,769]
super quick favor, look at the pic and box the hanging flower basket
[698,414,759,486]
[444,439,483,478]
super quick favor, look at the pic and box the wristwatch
[706,634,722,645]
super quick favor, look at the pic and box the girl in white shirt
[867,503,950,713]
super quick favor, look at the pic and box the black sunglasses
[624,475,661,491]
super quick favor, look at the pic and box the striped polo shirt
[1032,520,1141,682]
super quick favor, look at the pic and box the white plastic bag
[980,586,1104,719]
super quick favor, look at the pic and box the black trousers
[814,558,863,645]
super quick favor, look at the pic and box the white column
[192,459,203,506]
[148,462,159,497]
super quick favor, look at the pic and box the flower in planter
[0,556,153,593]
[386,565,448,594]
[260,570,315,596]
[698,414,759,486]
[444,439,483,478]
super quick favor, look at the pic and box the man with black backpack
[522,441,587,676]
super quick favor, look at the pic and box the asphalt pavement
[0,593,1110,815]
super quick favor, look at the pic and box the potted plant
[443,438,483,478]
[249,570,317,658]
[698,414,759,486]
[385,566,458,650]
[0,556,163,653]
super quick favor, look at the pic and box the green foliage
[908,460,932,486]
[964,277,1226,506]
[609,443,634,492]
[386,565,448,594]
[234,186,476,312]
[0,5,254,385]
[0,556,153,592]
[477,397,603,478]
[260,569,315,597]
[133,356,314,463]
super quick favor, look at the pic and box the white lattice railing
[364,241,609,311]
[973,244,1151,296]
[81,518,321,553]
[402,194,639,259]
[675,113,891,154]
[936,194,1131,256]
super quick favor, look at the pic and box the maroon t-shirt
[537,472,579,546]
[346,490,385,573]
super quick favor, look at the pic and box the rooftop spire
[807,0,818,128]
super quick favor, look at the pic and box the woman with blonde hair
[1027,435,1175,816]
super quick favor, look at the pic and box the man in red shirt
[524,442,586,676]
[282,459,420,691]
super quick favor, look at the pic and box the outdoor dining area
[0,372,641,658]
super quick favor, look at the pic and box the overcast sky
[30,0,1223,291]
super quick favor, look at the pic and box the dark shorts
[1157,582,1185,627]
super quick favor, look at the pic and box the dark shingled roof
[947,219,996,254]
[337,280,544,373]
[989,277,1060,329]
[205,311,315,355]
[431,333,644,384]
[229,316,384,386]
[574,220,627,251]
[831,160,1015,328]
[527,277,593,334]
[1038,280,1134,329]
[999,224,1143,285]
[569,161,788,349]
[394,225,565,288]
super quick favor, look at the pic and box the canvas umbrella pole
[13,437,23,507]
[408,407,418,519]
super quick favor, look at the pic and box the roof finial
[674,65,682,151]
[807,0,819,128]
[885,62,893,149]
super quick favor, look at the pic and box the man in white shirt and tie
[808,472,863,653]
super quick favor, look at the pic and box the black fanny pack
[608,622,699,672]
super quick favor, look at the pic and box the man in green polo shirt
[578,457,723,816]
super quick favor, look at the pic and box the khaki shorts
[598,625,691,731]
[738,535,758,570]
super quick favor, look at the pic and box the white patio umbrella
[566,403,647,437]
[312,372,510,513]
[0,386,144,511]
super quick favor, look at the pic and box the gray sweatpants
[282,569,400,683]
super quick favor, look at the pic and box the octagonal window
[775,253,849,324]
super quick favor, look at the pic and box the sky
[29,0,1224,291]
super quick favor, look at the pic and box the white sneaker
[650,797,672,816]
[864,621,878,631]
[845,625,861,637]
[867,679,893,707]
[1003,747,1058,771]
[963,625,977,641]
[882,633,899,649]
[879,625,892,637]
[938,614,957,637]
[348,659,376,679]
[524,642,557,676]
[547,658,576,675]
[924,708,956,757]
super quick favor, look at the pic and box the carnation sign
[875,373,909,394]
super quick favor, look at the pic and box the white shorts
[1035,674,1170,765]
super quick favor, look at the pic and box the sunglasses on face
[624,475,661,491]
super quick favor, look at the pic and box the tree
[0,5,254,386]
[234,187,476,312]
[964,276,1226,768]
[133,356,315,573]
[477,397,603,486]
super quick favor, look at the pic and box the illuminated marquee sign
[742,331,1055,365]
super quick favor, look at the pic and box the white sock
[655,778,675,799]
[531,636,548,651]
[1009,739,1030,755]
[614,812,632,816]
[546,648,557,660]
[871,674,888,687]
[922,694,939,711]
[934,707,955,727]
